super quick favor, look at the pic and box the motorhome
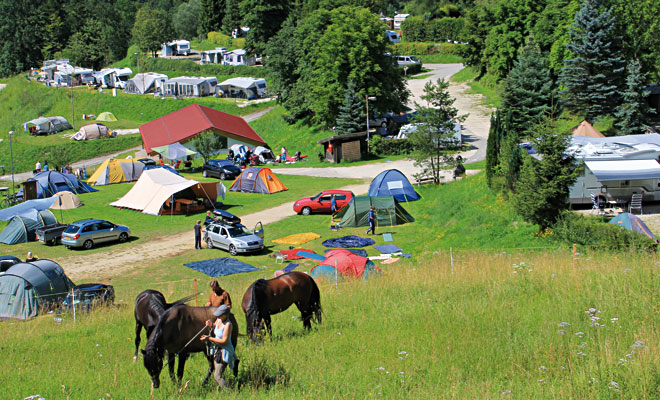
[162,40,191,56]
[567,134,660,205]
[94,68,132,89]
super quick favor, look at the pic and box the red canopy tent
[139,104,267,154]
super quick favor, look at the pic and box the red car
[293,190,354,215]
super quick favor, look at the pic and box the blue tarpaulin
[282,263,298,273]
[373,244,402,254]
[0,196,58,221]
[296,251,326,261]
[324,248,368,257]
[322,235,375,248]
[184,257,260,277]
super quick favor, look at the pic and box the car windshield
[212,160,232,167]
[227,226,251,237]
[310,192,323,200]
[64,225,81,234]
[410,56,419,62]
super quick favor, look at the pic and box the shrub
[207,31,233,48]
[370,136,413,156]
[551,211,657,251]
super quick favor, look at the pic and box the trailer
[569,160,660,205]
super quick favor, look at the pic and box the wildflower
[589,377,598,384]
[576,332,585,337]
[538,366,547,373]
[538,378,545,384]
[579,342,587,348]
[501,390,512,395]
[576,351,587,356]
[630,340,647,349]
[608,381,620,392]
[560,366,566,370]
[624,268,632,273]
[610,318,618,323]
[558,329,567,335]
[558,322,571,327]
[377,367,385,371]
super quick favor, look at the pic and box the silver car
[204,221,264,256]
[61,219,131,250]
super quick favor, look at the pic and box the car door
[335,194,348,210]
[317,194,332,212]
[218,227,231,250]
[253,222,264,239]
[96,221,115,243]
[207,224,221,247]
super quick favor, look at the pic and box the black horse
[133,290,195,361]
[141,304,239,388]
[241,271,322,342]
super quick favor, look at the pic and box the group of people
[34,160,48,173]
[201,280,237,388]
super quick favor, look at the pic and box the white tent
[110,169,225,215]
[71,123,114,141]
[124,72,168,95]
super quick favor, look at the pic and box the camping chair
[173,160,182,170]
[629,193,643,215]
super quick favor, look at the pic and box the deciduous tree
[190,130,227,163]
[132,6,174,57]
[174,0,202,40]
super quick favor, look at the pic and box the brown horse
[133,290,194,361]
[241,271,322,342]
[141,304,239,388]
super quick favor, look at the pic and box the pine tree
[559,0,626,121]
[502,37,555,135]
[222,0,242,36]
[485,111,501,188]
[512,119,579,229]
[200,0,225,35]
[335,83,365,135]
[615,60,653,135]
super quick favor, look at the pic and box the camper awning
[586,160,660,181]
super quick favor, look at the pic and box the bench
[415,176,435,186]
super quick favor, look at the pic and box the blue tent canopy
[609,212,658,243]
[0,210,57,245]
[0,196,58,221]
[368,169,420,202]
[17,171,97,199]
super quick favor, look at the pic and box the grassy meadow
[2,248,659,399]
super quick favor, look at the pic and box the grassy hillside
[0,76,272,174]
[1,247,657,398]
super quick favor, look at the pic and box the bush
[370,136,413,156]
[207,31,233,48]
[551,211,657,251]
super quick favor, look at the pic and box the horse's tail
[309,276,322,325]
[246,280,267,335]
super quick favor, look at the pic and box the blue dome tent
[368,169,420,202]
[609,212,658,243]
[0,210,57,245]
[17,171,97,199]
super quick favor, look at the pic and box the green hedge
[394,42,464,56]
[551,211,657,251]
[370,136,413,155]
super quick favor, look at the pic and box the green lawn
[0,173,361,260]
[450,66,503,109]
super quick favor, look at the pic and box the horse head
[141,347,164,388]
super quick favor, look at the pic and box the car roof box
[212,209,241,224]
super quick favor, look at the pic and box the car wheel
[206,238,214,249]
[203,170,208,178]
[83,240,93,250]
[380,121,387,128]
[229,244,237,256]
[302,207,312,216]
[118,233,128,243]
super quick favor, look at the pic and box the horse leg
[295,301,313,330]
[177,352,189,384]
[202,354,214,386]
[265,316,273,338]
[168,352,177,383]
[133,321,142,362]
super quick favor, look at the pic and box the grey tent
[0,260,75,320]
[71,123,115,141]
[124,72,168,95]
[0,210,57,245]
[336,196,414,227]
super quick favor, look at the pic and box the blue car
[61,219,131,250]
[202,159,242,180]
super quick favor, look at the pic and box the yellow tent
[96,112,118,122]
[87,159,145,186]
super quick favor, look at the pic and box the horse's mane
[145,304,182,356]
[246,279,268,330]
[167,293,196,308]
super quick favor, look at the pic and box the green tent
[0,210,57,245]
[96,112,117,122]
[336,196,414,227]
[0,259,75,319]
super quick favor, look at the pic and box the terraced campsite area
[2,15,660,398]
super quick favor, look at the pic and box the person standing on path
[35,160,41,173]
[330,194,338,221]
[194,220,203,249]
[366,206,376,235]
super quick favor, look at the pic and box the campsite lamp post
[366,96,376,151]
[8,131,14,196]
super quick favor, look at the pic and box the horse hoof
[133,356,137,362]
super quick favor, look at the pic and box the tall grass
[450,66,502,109]
[1,249,659,398]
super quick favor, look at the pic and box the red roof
[139,104,267,154]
